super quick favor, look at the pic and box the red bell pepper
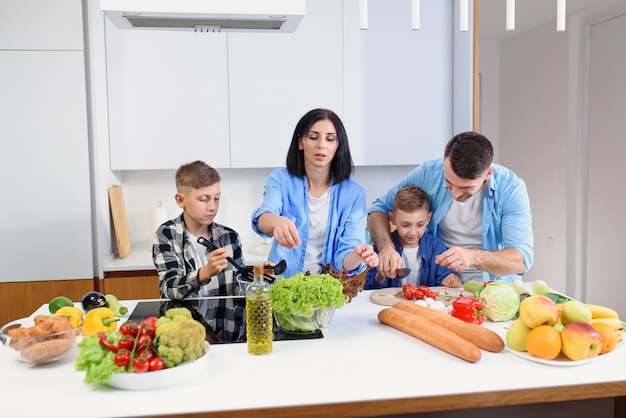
[450,297,486,325]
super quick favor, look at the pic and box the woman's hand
[272,216,301,249]
[354,244,379,268]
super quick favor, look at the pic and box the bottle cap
[253,264,263,277]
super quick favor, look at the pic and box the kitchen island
[1,290,625,418]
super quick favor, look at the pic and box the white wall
[478,0,626,308]
[498,23,570,293]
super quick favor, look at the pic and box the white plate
[506,339,623,367]
[106,342,210,390]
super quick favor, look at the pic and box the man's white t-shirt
[438,184,485,282]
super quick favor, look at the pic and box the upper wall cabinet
[343,0,454,166]
[104,0,471,169]
[0,0,84,50]
[106,20,231,170]
[227,0,343,168]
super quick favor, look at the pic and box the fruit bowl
[273,306,336,333]
[0,314,83,365]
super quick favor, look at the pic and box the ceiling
[478,0,612,41]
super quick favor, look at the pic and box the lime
[49,296,74,314]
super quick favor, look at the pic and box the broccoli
[155,307,206,368]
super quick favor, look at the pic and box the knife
[374,268,411,282]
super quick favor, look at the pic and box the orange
[591,322,618,354]
[525,325,562,360]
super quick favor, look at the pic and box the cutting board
[108,185,132,259]
[369,287,473,306]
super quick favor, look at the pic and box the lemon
[49,296,74,314]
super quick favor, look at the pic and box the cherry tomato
[117,334,135,351]
[414,289,425,300]
[404,290,414,300]
[114,348,131,367]
[149,356,165,371]
[119,322,139,338]
[139,349,154,362]
[132,356,149,373]
[136,333,153,351]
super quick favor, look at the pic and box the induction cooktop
[128,298,323,344]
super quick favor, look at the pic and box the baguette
[394,301,505,352]
[378,307,481,363]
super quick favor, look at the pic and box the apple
[560,321,603,360]
[560,300,592,325]
[519,295,560,328]
[506,318,532,351]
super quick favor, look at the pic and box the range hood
[100,0,305,33]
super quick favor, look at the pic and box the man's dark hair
[444,131,494,179]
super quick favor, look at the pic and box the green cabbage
[479,281,520,322]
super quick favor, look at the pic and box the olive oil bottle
[246,264,273,355]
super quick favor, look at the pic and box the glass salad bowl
[273,306,336,333]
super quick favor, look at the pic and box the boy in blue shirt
[365,185,462,289]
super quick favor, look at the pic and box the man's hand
[376,244,403,279]
[435,246,474,272]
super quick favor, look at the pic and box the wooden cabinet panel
[101,271,160,301]
[0,280,93,326]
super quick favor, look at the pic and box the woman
[251,108,378,278]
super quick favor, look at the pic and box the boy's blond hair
[175,160,221,192]
[393,184,430,213]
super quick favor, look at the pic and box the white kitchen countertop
[104,239,272,272]
[2,289,625,418]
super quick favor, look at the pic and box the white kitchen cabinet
[105,19,231,170]
[104,0,469,170]
[0,0,83,50]
[227,0,344,168]
[0,50,93,281]
[343,0,455,166]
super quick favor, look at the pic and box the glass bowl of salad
[273,305,337,333]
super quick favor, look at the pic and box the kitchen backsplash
[119,165,415,246]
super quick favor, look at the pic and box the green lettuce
[269,273,346,317]
[74,334,125,384]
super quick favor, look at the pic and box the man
[367,131,533,283]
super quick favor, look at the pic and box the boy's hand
[200,248,230,281]
[441,273,462,288]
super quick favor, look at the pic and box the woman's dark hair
[286,108,354,183]
[444,131,494,179]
